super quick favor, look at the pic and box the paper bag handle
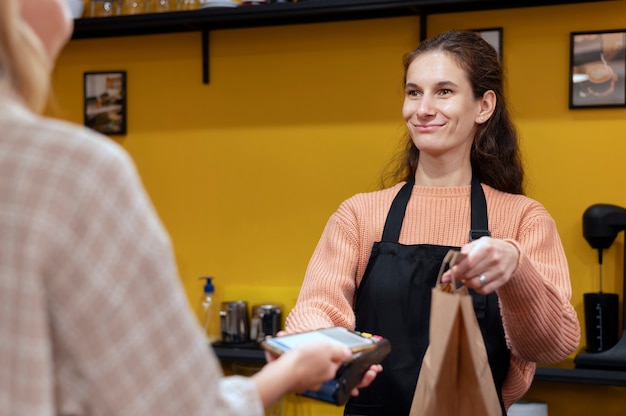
[436,250,468,293]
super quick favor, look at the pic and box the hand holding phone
[261,327,391,405]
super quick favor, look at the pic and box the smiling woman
[285,30,580,416]
[401,51,496,172]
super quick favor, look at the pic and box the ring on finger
[479,274,487,286]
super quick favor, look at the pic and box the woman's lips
[414,123,443,133]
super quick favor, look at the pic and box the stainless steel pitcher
[219,300,250,343]
[250,304,282,343]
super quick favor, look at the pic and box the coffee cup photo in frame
[473,28,502,59]
[84,71,127,135]
[570,30,626,109]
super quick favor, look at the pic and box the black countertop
[212,341,267,363]
[211,344,626,386]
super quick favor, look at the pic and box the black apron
[344,178,510,416]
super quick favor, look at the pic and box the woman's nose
[416,96,435,118]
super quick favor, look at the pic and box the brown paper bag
[409,250,502,416]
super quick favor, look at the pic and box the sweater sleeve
[497,206,580,365]
[285,209,362,333]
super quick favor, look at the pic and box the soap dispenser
[198,276,217,342]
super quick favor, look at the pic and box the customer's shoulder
[42,115,127,160]
[8,107,131,172]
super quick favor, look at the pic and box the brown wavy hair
[382,30,524,195]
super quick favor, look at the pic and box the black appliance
[575,204,626,369]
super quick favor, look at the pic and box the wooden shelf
[72,0,609,39]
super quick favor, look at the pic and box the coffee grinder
[575,204,626,369]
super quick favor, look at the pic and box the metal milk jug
[219,300,250,343]
[250,304,282,343]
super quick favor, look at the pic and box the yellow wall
[50,1,626,414]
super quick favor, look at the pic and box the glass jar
[178,0,200,10]
[89,0,121,17]
[151,0,172,12]
[120,0,149,14]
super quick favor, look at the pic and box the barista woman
[285,30,580,415]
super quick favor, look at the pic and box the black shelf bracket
[419,13,427,41]
[202,29,209,85]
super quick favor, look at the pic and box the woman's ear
[476,90,496,124]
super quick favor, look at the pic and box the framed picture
[84,71,127,135]
[570,30,626,109]
[474,28,503,58]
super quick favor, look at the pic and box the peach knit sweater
[286,182,580,409]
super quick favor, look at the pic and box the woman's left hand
[441,237,519,293]
[350,364,382,397]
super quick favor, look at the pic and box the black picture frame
[84,71,127,135]
[569,30,626,109]
[473,28,503,59]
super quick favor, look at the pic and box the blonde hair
[0,0,51,113]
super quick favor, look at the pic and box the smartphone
[260,326,382,357]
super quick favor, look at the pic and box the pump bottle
[198,276,217,342]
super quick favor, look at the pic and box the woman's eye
[406,89,421,97]
[439,88,453,96]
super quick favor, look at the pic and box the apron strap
[382,177,491,243]
[468,177,490,320]
[469,176,491,241]
[381,179,414,242]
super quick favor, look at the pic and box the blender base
[575,335,626,370]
